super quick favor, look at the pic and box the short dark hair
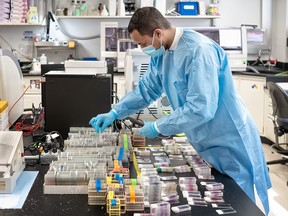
[128,7,171,37]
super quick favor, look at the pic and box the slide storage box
[0,101,8,131]
[176,2,199,15]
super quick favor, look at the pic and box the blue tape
[118,148,124,161]
[96,179,101,192]
[111,199,117,206]
[119,176,124,184]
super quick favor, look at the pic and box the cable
[8,83,32,126]
[37,131,64,151]
[0,35,33,60]
[114,120,121,132]
[136,111,141,120]
[24,142,41,166]
[121,119,133,132]
[50,12,101,40]
[8,81,45,127]
[0,35,13,50]
[246,65,260,74]
[15,108,44,135]
[112,90,120,103]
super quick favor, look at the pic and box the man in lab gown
[90,7,271,215]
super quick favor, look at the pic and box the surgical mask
[142,32,165,57]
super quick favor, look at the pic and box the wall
[0,26,46,61]
[214,0,262,28]
[271,0,288,62]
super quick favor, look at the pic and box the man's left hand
[139,121,159,139]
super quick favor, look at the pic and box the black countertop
[233,65,288,83]
[0,134,265,216]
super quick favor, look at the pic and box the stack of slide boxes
[0,0,28,23]
[0,101,9,131]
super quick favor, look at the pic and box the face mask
[142,32,165,57]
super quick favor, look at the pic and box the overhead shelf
[55,15,221,19]
[0,23,45,26]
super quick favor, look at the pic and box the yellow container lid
[0,101,8,113]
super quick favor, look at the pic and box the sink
[246,65,288,76]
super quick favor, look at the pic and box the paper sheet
[0,171,38,209]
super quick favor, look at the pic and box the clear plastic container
[40,53,47,64]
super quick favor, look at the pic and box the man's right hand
[89,110,118,133]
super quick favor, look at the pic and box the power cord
[24,131,64,166]
[24,142,41,166]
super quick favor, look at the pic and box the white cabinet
[233,73,288,142]
[234,75,266,135]
[23,75,42,109]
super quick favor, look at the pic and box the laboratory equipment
[194,27,248,71]
[64,60,107,74]
[246,27,269,54]
[100,22,137,72]
[125,48,173,118]
[0,49,24,125]
[123,0,135,15]
[44,72,112,139]
[0,131,25,193]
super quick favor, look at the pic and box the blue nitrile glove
[89,110,118,133]
[139,121,159,139]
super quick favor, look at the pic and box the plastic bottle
[108,0,116,16]
[117,0,125,16]
[40,53,47,64]
[31,58,41,74]
[68,0,76,16]
[101,4,109,16]
[75,1,81,16]
[80,1,87,16]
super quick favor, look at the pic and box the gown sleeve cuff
[154,121,161,133]
[110,109,119,119]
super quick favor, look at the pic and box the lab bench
[0,134,264,216]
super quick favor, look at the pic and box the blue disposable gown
[113,28,271,215]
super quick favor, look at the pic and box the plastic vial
[40,53,47,64]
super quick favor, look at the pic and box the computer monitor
[194,27,247,71]
[219,28,242,51]
[246,28,268,54]
[247,28,265,44]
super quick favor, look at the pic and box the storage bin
[176,2,199,16]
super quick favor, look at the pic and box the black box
[44,72,112,139]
